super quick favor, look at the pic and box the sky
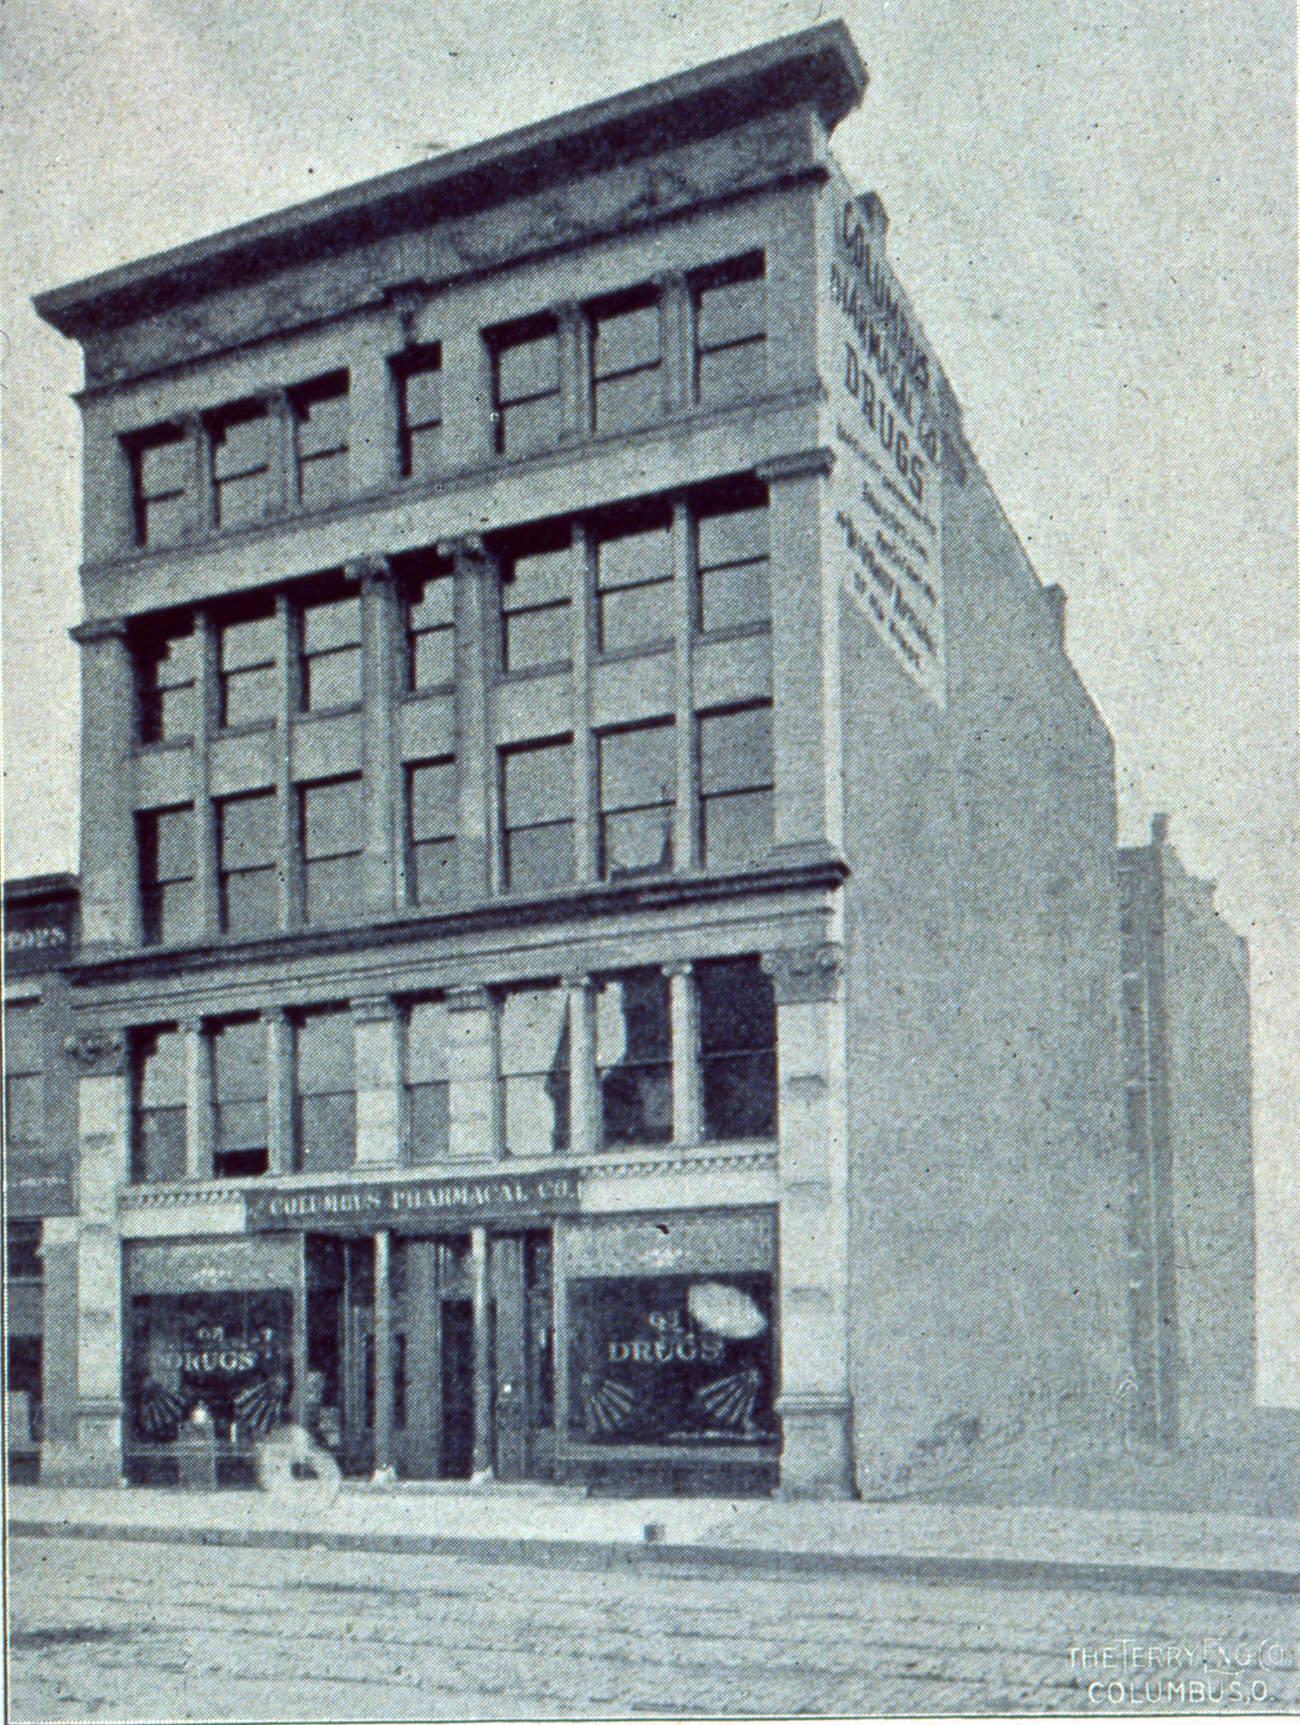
[3,0,1296,1399]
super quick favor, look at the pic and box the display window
[566,1273,774,1449]
[127,1290,293,1452]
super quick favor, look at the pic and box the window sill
[215,720,275,740]
[591,639,674,667]
[401,683,456,704]
[297,703,363,723]
[693,620,771,647]
[134,737,194,755]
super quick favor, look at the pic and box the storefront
[121,1175,777,1491]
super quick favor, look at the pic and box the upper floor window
[136,618,198,744]
[209,400,272,531]
[593,504,673,656]
[407,758,457,907]
[212,1017,268,1179]
[300,775,363,926]
[299,587,361,712]
[499,528,572,674]
[218,602,278,730]
[693,252,766,406]
[597,721,675,880]
[695,481,770,634]
[132,1026,186,1183]
[128,424,188,548]
[138,804,196,946]
[294,1009,355,1173]
[590,288,661,434]
[393,345,442,481]
[696,956,777,1141]
[596,969,672,1146]
[3,1003,43,1150]
[501,736,574,894]
[698,703,774,871]
[499,986,569,1155]
[291,372,350,511]
[5,1219,42,1281]
[217,788,278,938]
[403,557,455,691]
[490,315,561,457]
[406,999,450,1164]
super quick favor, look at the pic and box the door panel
[440,1299,473,1479]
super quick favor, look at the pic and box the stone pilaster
[354,555,397,913]
[654,272,690,415]
[556,301,589,445]
[38,1215,80,1479]
[445,537,493,905]
[71,619,140,948]
[183,1020,213,1180]
[667,961,702,1147]
[193,608,220,936]
[565,976,597,1160]
[348,326,403,494]
[764,943,856,1497]
[440,330,495,468]
[354,996,401,1167]
[265,1008,295,1175]
[670,499,700,870]
[445,985,497,1162]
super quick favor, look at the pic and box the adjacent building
[30,22,1139,1496]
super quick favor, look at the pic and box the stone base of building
[39,1404,125,1488]
[776,1395,857,1498]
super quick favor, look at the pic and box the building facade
[4,875,80,1480]
[1119,816,1256,1448]
[34,23,1132,1496]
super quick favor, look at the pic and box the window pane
[412,838,456,904]
[302,778,362,858]
[596,972,670,1064]
[146,682,196,742]
[137,1107,186,1182]
[496,332,559,402]
[220,612,278,671]
[221,666,277,728]
[143,880,197,945]
[297,1011,355,1092]
[295,383,349,457]
[505,605,570,671]
[599,724,675,811]
[700,562,770,633]
[300,452,348,512]
[303,645,361,710]
[503,541,572,609]
[499,988,569,1079]
[409,571,454,629]
[141,493,188,548]
[504,822,575,894]
[503,740,573,825]
[304,854,364,925]
[593,301,660,377]
[138,432,188,496]
[699,706,773,794]
[499,395,562,456]
[503,1074,570,1155]
[298,1093,355,1172]
[408,1082,450,1163]
[215,471,270,530]
[213,1019,266,1102]
[697,505,768,571]
[407,1001,449,1084]
[5,1074,43,1143]
[596,521,672,591]
[302,595,361,653]
[601,807,673,877]
[593,368,663,434]
[409,760,456,839]
[696,272,765,348]
[221,868,278,937]
[697,958,776,1055]
[597,584,672,655]
[697,343,766,404]
[220,792,277,867]
[152,807,195,881]
[411,627,454,688]
[215,1099,268,1154]
[212,408,269,478]
[701,788,773,869]
[138,1028,186,1106]
[403,365,442,431]
[701,1050,776,1140]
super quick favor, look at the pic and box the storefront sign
[820,174,947,706]
[4,900,74,974]
[5,1161,75,1218]
[246,1169,581,1233]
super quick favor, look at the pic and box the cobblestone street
[9,1534,1298,1720]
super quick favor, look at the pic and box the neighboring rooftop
[33,22,866,342]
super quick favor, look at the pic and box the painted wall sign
[820,176,947,705]
[246,1168,581,1232]
[4,901,74,974]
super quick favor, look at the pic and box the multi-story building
[1118,816,1256,1448]
[33,22,1131,1496]
[3,874,80,1480]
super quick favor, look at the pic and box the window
[300,775,363,925]
[501,738,574,894]
[136,619,199,744]
[212,1017,268,1178]
[210,401,272,530]
[596,970,671,1145]
[129,425,187,548]
[218,604,278,729]
[393,346,442,480]
[697,957,777,1141]
[407,758,457,906]
[295,1009,355,1172]
[491,316,561,456]
[133,1026,187,1182]
[594,504,673,655]
[695,482,770,633]
[6,1220,42,1282]
[499,987,569,1155]
[590,289,661,434]
[598,722,674,879]
[693,252,766,405]
[138,805,196,945]
[406,1000,450,1164]
[499,529,572,673]
[4,1003,42,1150]
[291,372,349,511]
[300,588,362,712]
[403,557,455,691]
[217,789,278,937]
[698,704,774,871]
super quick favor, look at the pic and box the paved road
[8,1534,1298,1720]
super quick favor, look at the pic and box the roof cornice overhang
[34,22,866,344]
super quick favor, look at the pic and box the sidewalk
[9,1482,1298,1595]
